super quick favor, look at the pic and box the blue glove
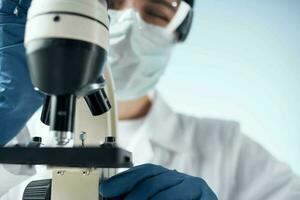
[0,0,43,145]
[100,164,218,200]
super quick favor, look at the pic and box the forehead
[107,0,132,10]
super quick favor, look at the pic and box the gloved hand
[100,164,218,200]
[0,0,43,145]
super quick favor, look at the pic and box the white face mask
[108,9,176,101]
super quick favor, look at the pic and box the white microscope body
[0,1,132,199]
[16,0,130,199]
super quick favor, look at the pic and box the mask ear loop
[165,1,191,35]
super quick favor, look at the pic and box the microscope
[0,0,132,199]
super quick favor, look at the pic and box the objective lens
[41,95,51,125]
[84,89,111,116]
[49,95,76,145]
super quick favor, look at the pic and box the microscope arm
[104,65,118,138]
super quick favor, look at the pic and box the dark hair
[183,0,194,7]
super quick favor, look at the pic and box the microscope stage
[0,145,132,168]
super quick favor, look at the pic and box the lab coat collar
[120,91,190,165]
[141,91,190,153]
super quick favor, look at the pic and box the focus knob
[23,179,52,200]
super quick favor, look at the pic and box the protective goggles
[106,0,194,42]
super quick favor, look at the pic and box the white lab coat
[1,92,299,199]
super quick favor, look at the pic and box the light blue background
[158,0,300,175]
